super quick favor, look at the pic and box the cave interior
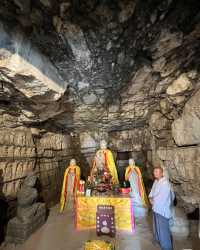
[0,0,200,246]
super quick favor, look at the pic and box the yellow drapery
[76,196,134,232]
[125,165,149,207]
[106,149,119,184]
[60,165,80,212]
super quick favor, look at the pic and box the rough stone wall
[0,128,36,197]
[157,146,200,212]
[0,126,73,206]
[1,0,199,132]
[35,132,73,205]
[147,89,200,212]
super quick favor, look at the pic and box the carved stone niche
[6,172,46,244]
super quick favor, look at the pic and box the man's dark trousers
[153,212,173,250]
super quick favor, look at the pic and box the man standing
[149,166,174,250]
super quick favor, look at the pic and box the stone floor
[1,205,199,250]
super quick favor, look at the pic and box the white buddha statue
[125,158,149,217]
[60,159,80,212]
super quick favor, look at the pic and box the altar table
[75,196,134,232]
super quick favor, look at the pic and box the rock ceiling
[0,0,200,132]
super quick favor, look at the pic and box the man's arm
[149,181,158,205]
[149,181,161,198]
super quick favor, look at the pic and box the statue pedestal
[133,204,148,218]
[6,203,46,244]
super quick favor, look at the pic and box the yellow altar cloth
[76,196,134,232]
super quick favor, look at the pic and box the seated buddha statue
[90,140,119,185]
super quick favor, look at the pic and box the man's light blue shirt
[149,177,174,219]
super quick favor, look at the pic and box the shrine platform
[76,195,134,232]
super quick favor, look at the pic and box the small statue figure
[90,140,119,184]
[6,172,46,243]
[60,159,80,212]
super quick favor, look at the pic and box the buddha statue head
[70,159,76,166]
[69,159,77,174]
[129,158,135,166]
[100,140,107,150]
